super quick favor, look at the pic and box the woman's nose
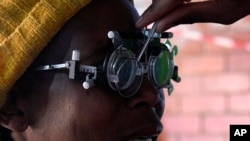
[125,78,164,109]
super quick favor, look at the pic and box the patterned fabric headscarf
[0,0,92,107]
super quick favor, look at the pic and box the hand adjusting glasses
[36,27,181,98]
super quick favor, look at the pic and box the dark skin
[136,0,250,32]
[0,0,165,141]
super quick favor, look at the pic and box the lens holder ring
[115,59,137,90]
[115,61,144,98]
[148,49,174,88]
[106,47,138,93]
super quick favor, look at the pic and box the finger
[136,0,183,28]
[156,0,250,32]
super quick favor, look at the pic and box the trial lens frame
[36,29,181,96]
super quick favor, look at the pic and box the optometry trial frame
[35,26,181,98]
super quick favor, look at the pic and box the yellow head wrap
[0,0,92,107]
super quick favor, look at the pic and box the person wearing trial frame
[0,0,180,141]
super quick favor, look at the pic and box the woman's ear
[0,98,29,132]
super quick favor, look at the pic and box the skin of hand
[136,0,250,32]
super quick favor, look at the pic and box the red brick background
[134,1,250,141]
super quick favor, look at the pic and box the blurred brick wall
[160,18,250,141]
[134,1,250,141]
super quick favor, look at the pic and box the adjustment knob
[72,50,80,61]
[82,80,95,89]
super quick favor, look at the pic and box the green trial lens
[150,49,174,88]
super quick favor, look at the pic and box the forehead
[65,1,139,64]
